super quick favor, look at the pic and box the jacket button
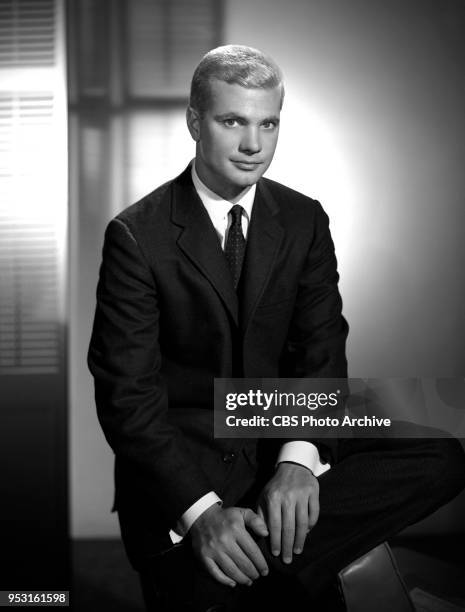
[223,452,236,464]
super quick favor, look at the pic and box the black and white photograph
[1,1,465,611]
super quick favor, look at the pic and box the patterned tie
[225,204,246,289]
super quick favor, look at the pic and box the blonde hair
[189,44,284,115]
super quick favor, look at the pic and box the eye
[223,118,239,128]
[262,120,277,130]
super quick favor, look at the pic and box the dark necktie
[225,205,246,289]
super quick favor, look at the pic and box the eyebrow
[214,113,280,124]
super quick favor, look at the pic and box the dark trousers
[138,434,465,612]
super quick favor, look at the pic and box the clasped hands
[189,462,319,588]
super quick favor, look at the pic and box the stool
[337,542,414,612]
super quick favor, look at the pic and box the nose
[239,126,261,155]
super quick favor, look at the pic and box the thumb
[242,508,269,537]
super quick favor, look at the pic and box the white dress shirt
[169,161,331,542]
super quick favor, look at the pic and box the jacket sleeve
[282,201,349,464]
[87,218,213,524]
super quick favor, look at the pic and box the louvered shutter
[0,0,66,375]
[0,0,68,590]
[127,0,221,97]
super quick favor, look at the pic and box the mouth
[231,160,263,171]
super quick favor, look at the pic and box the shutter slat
[0,0,55,66]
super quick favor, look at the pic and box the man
[88,45,465,612]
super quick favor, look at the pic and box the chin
[231,170,262,187]
[238,176,257,186]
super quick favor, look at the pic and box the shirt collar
[191,160,256,225]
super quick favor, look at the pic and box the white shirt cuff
[169,491,222,544]
[277,441,331,477]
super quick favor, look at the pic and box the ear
[186,106,201,142]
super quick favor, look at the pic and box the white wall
[224,0,465,377]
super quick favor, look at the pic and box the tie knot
[229,205,243,224]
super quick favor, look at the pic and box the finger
[293,500,309,554]
[216,551,255,586]
[308,488,320,530]
[203,557,236,588]
[243,508,269,537]
[267,499,282,557]
[228,541,261,581]
[281,501,296,564]
[236,530,269,577]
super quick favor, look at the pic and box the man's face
[188,79,282,200]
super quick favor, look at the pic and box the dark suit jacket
[88,165,348,568]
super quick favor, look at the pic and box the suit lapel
[171,167,239,326]
[240,179,284,331]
